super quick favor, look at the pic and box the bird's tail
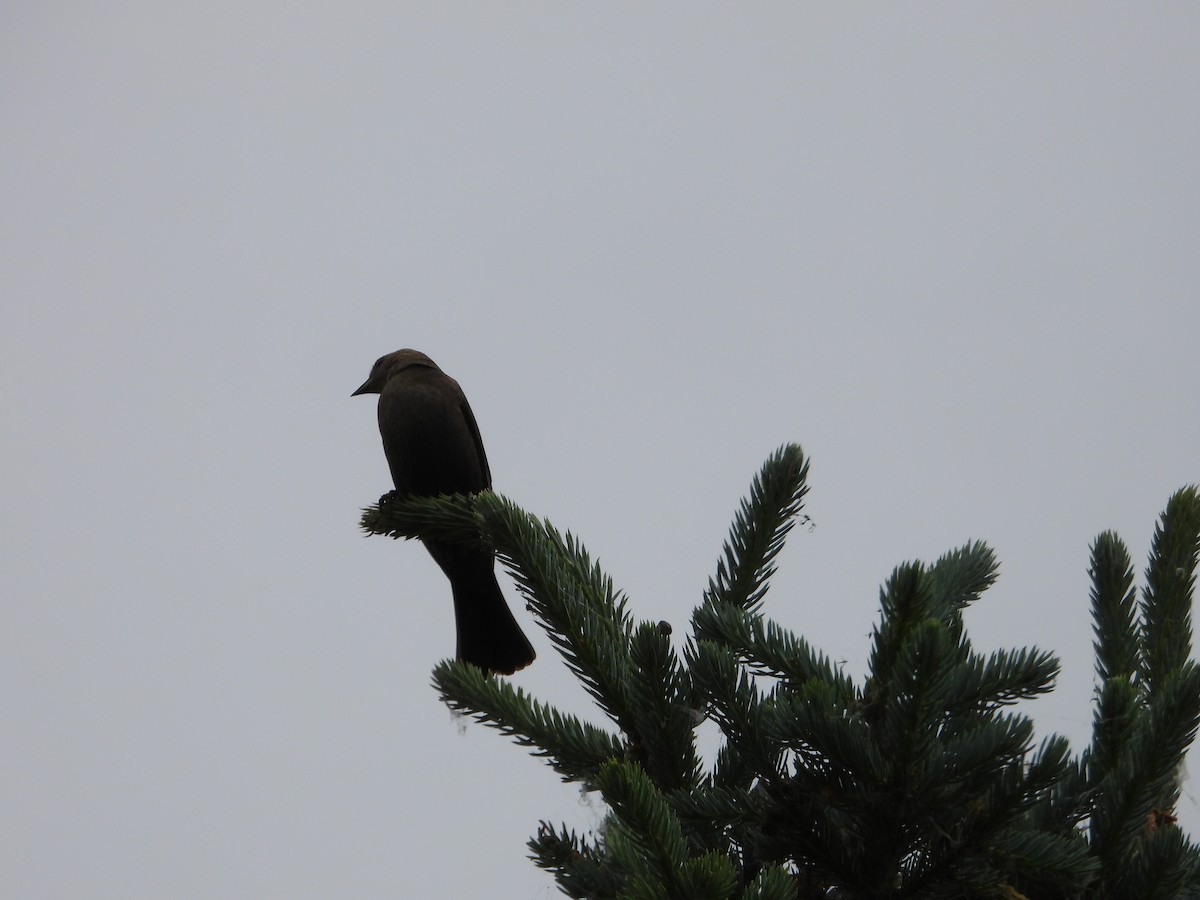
[450,565,536,675]
[427,542,535,675]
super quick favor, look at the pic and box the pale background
[3,5,1198,897]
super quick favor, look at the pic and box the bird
[353,349,536,675]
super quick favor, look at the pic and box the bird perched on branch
[353,349,535,675]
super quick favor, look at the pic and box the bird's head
[352,348,439,396]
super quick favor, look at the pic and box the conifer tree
[361,446,1200,899]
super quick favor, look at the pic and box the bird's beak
[351,378,375,397]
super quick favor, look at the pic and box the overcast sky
[3,5,1198,897]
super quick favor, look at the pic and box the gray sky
[3,5,1198,897]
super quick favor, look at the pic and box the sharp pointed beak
[351,378,374,397]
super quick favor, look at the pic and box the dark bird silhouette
[353,349,535,675]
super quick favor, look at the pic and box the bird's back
[377,365,491,497]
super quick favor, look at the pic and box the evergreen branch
[1091,664,1200,874]
[989,828,1097,890]
[1090,531,1140,684]
[692,599,853,698]
[935,714,1036,797]
[688,641,787,784]
[878,619,957,780]
[741,866,796,900]
[900,739,1082,896]
[1138,663,1200,812]
[666,784,759,831]
[529,822,623,899]
[704,444,810,616]
[594,759,689,893]
[614,874,666,900]
[672,854,740,899]
[476,492,639,731]
[365,489,641,729]
[756,774,865,893]
[709,741,760,793]
[433,660,623,784]
[600,824,652,898]
[949,647,1060,715]
[1021,735,1076,813]
[1090,676,1140,782]
[771,684,883,785]
[1122,826,1200,900]
[1142,486,1200,693]
[865,562,935,716]
[999,737,1092,881]
[359,491,489,546]
[625,621,703,791]
[664,783,760,868]
[1026,751,1091,836]
[926,540,1000,617]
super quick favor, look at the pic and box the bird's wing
[458,398,492,489]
